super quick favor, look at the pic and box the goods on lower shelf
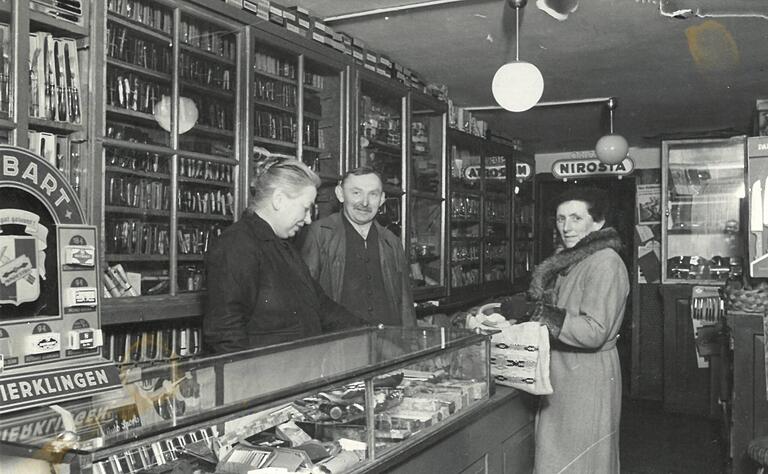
[89,364,486,473]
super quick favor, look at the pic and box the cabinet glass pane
[105,3,174,298]
[176,155,235,293]
[513,177,535,280]
[0,6,10,121]
[450,192,481,289]
[484,155,509,283]
[104,147,172,296]
[303,58,342,178]
[449,142,481,289]
[410,196,443,288]
[373,342,489,456]
[359,80,403,192]
[664,139,745,282]
[29,4,88,196]
[253,44,298,159]
[105,12,172,144]
[178,14,237,156]
[411,103,442,195]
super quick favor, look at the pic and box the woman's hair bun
[253,156,282,178]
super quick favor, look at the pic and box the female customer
[527,187,629,473]
[204,157,364,353]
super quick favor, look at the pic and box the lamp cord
[515,6,520,61]
[609,108,615,134]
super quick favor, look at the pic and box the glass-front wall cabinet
[251,45,345,219]
[483,153,510,285]
[447,130,515,296]
[513,154,535,282]
[409,93,446,297]
[302,57,344,182]
[357,72,406,237]
[103,3,242,298]
[0,0,12,144]
[448,133,482,293]
[661,137,746,284]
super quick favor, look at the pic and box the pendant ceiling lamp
[594,97,629,164]
[491,0,544,112]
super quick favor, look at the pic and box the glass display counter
[0,327,495,474]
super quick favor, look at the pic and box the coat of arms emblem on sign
[0,209,48,306]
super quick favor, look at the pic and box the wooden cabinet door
[730,313,768,473]
[661,284,712,416]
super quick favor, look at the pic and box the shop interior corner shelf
[0,326,493,474]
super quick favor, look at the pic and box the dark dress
[204,211,364,353]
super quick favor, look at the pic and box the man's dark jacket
[300,213,416,327]
[204,211,363,353]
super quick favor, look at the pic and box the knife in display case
[751,179,762,257]
[54,38,67,121]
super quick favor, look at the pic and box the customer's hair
[249,156,320,209]
[340,166,384,187]
[554,187,609,222]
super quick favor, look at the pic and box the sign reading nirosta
[551,157,634,179]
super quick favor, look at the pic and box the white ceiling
[282,0,768,154]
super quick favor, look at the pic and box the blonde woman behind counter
[204,157,365,354]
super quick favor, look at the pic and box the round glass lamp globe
[595,133,629,165]
[154,96,199,134]
[491,61,544,112]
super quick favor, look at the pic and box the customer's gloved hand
[530,303,566,339]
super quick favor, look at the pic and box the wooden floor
[620,398,726,473]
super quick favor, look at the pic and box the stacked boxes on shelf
[239,0,439,95]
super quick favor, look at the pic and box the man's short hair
[340,166,384,187]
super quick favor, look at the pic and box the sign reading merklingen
[0,362,121,414]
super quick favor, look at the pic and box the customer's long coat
[534,247,629,474]
[204,212,362,353]
[300,212,416,327]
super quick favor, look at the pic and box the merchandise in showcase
[0,327,493,474]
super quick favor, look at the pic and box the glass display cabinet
[448,132,482,293]
[0,0,11,144]
[483,153,510,287]
[408,92,447,299]
[355,70,407,238]
[512,154,535,284]
[301,57,345,182]
[661,137,746,284]
[0,327,492,474]
[447,129,515,297]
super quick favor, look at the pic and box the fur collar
[528,227,623,302]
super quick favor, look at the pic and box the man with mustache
[301,167,416,327]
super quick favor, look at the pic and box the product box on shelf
[268,4,285,26]
[244,0,270,20]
